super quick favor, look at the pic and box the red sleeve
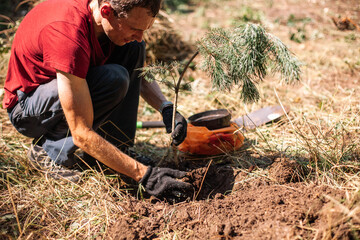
[39,21,91,78]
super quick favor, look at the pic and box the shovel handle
[137,121,165,128]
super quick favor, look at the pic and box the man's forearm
[140,78,168,111]
[73,128,147,181]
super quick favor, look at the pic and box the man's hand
[139,166,191,197]
[161,106,187,145]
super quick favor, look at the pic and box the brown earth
[107,158,346,239]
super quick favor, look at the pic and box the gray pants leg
[8,41,145,167]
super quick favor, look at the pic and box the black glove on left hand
[161,105,187,146]
[139,166,191,197]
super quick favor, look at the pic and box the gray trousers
[8,41,145,167]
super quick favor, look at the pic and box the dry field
[1,0,360,239]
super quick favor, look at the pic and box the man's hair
[98,0,162,18]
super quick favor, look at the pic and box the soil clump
[181,164,235,200]
[268,157,307,184]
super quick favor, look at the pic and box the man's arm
[140,78,168,111]
[140,78,188,145]
[56,70,148,181]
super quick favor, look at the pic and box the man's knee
[87,64,130,103]
[105,64,130,102]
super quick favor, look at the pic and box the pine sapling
[141,23,302,163]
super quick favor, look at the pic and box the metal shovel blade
[233,105,290,130]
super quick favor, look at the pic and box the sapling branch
[197,23,301,102]
[172,51,199,130]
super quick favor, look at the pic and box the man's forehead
[125,7,155,31]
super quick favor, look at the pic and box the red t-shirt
[3,0,113,109]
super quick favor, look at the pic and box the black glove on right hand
[161,105,187,146]
[139,166,191,197]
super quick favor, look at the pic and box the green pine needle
[197,23,301,103]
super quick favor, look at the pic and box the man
[3,0,191,197]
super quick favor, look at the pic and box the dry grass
[1,0,360,238]
[1,136,129,238]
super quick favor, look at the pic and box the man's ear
[100,2,112,18]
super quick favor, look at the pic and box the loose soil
[107,158,345,239]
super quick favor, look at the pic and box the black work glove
[139,166,191,197]
[161,105,187,146]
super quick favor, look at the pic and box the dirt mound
[268,158,307,184]
[182,164,235,200]
[107,178,344,239]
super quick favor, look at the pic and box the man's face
[102,6,155,46]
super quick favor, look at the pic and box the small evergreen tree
[141,23,301,163]
[142,23,301,109]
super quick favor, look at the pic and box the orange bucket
[177,123,244,155]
